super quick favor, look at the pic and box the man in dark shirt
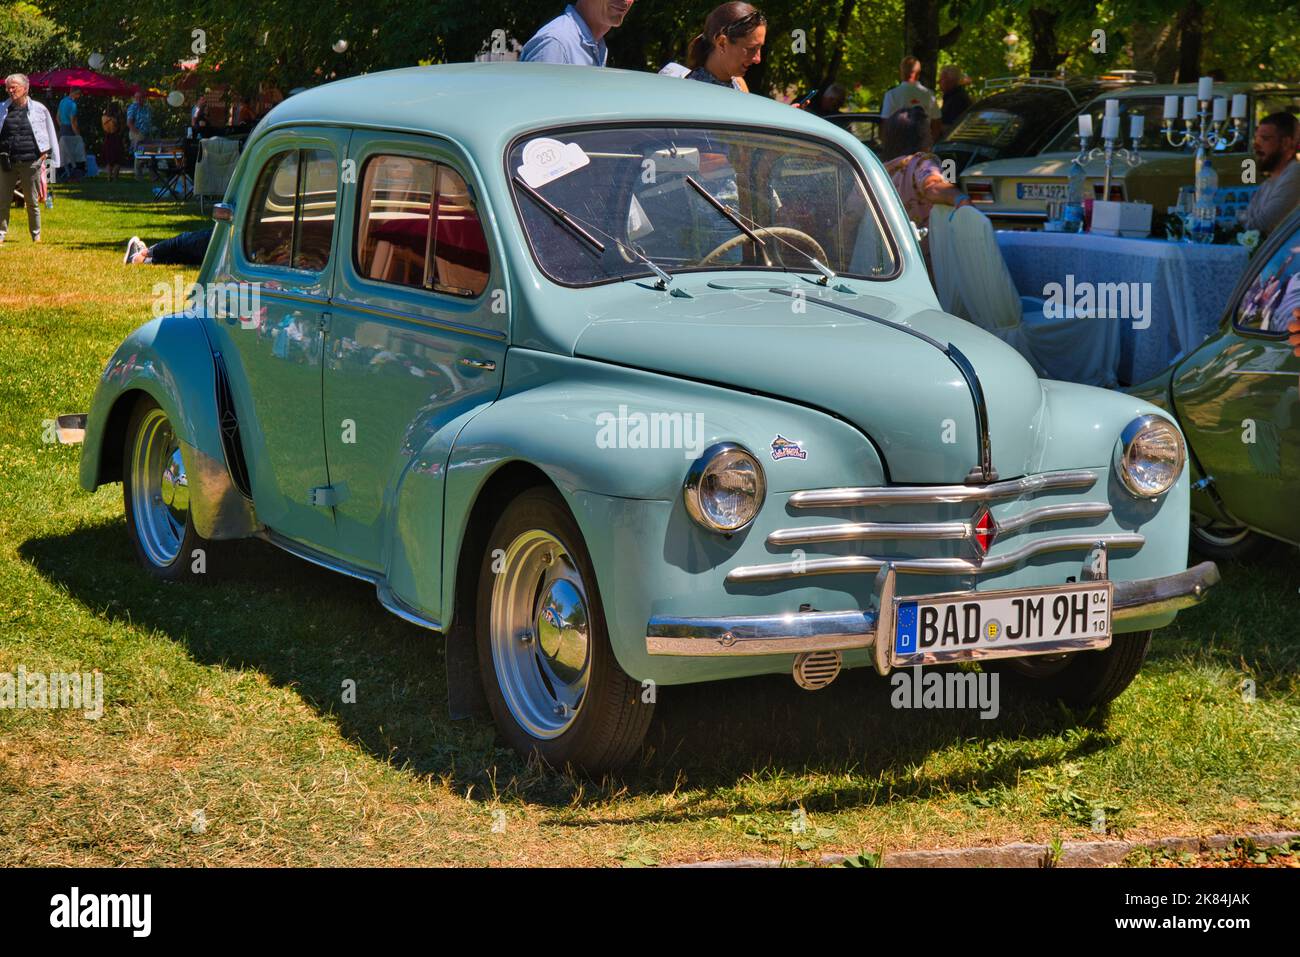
[938,66,972,137]
[0,73,60,243]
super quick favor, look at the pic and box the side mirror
[212,202,234,223]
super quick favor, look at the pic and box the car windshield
[508,125,897,285]
[945,109,1027,148]
[1043,95,1250,154]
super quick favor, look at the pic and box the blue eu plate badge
[894,601,918,656]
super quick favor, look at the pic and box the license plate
[892,581,1111,664]
[1016,182,1068,201]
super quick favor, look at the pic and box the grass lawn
[1,179,1297,866]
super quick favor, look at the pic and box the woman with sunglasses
[685,3,766,92]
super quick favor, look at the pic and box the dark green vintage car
[1132,207,1300,559]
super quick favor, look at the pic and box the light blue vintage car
[75,65,1219,770]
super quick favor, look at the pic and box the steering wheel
[699,226,829,268]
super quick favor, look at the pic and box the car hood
[963,150,1189,180]
[571,282,1045,483]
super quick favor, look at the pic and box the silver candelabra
[1074,133,1142,202]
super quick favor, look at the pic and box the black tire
[122,397,215,583]
[475,486,653,771]
[983,631,1152,708]
[1189,521,1275,563]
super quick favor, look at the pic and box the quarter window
[1235,218,1300,335]
[355,154,490,297]
[244,148,338,271]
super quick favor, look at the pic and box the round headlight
[684,443,766,532]
[1114,414,1185,498]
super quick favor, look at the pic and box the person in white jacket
[0,73,60,243]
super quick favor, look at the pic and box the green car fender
[79,314,258,540]
[429,348,886,636]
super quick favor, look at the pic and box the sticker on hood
[770,435,807,460]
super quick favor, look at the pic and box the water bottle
[1192,148,1218,242]
[1063,159,1086,233]
[44,191,53,210]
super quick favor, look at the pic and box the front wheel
[982,631,1152,708]
[123,397,212,582]
[1190,521,1274,563]
[475,487,653,771]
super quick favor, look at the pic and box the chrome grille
[727,470,1144,583]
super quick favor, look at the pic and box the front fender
[438,348,886,628]
[80,314,258,539]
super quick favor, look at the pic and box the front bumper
[645,561,1219,667]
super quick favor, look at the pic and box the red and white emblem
[972,507,997,557]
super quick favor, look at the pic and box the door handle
[458,357,496,371]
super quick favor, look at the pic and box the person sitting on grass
[124,227,213,266]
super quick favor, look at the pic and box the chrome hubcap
[130,408,188,567]
[490,530,591,738]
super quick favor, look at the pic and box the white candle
[1078,113,1093,139]
[1212,97,1227,122]
[1182,95,1197,120]
[1105,98,1119,118]
[1130,113,1145,139]
[1231,93,1247,118]
[1102,115,1120,141]
[1163,95,1179,119]
[1197,76,1213,101]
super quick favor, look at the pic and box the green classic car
[73,65,1218,770]
[1131,207,1300,559]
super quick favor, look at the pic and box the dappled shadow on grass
[22,519,1156,814]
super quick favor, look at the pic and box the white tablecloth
[995,230,1249,385]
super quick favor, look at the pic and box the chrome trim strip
[645,561,1217,658]
[1113,560,1219,622]
[789,469,1098,508]
[767,501,1112,546]
[646,609,877,656]
[331,297,506,341]
[726,532,1145,582]
[263,531,444,632]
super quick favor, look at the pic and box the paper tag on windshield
[517,138,590,189]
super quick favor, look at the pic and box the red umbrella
[28,68,144,97]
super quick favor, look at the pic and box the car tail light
[965,181,994,203]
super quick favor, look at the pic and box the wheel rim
[489,529,591,739]
[129,408,189,567]
[1192,523,1250,547]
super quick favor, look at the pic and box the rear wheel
[1190,521,1274,563]
[475,487,653,771]
[123,398,212,582]
[983,631,1152,708]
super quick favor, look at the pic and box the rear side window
[244,147,338,271]
[355,154,490,297]
[1235,219,1300,335]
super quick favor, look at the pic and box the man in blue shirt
[56,89,86,179]
[520,1,634,66]
[126,90,152,176]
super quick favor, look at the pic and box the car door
[206,129,345,547]
[323,132,506,578]
[1172,213,1300,543]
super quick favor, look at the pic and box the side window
[431,165,490,296]
[1235,221,1300,334]
[295,150,339,272]
[355,154,490,297]
[244,147,338,271]
[245,150,298,267]
[356,154,436,288]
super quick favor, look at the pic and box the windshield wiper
[685,175,767,250]
[512,175,605,254]
[684,176,841,287]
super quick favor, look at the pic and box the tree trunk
[1175,0,1204,83]
[1027,7,1067,74]
[819,0,860,90]
[903,0,941,89]
[1129,19,1180,83]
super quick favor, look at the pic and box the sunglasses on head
[723,11,766,36]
